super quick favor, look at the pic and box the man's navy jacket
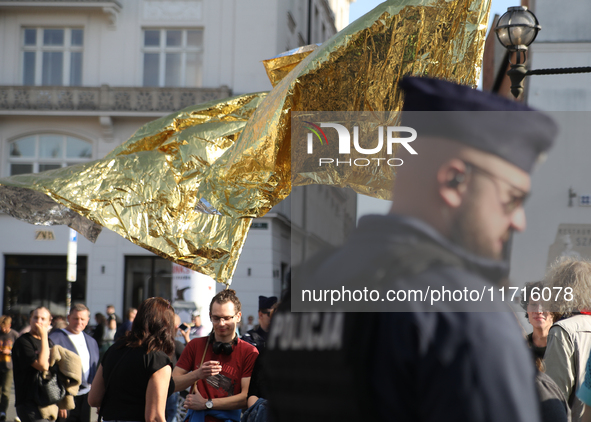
[49,328,100,387]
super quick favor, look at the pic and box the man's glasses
[211,315,236,324]
[260,310,272,316]
[463,161,529,214]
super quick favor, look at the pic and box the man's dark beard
[449,190,507,261]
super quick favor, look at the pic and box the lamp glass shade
[495,7,540,49]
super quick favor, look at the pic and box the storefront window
[3,255,87,331]
[124,256,172,310]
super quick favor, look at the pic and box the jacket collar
[355,214,510,283]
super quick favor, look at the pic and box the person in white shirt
[49,304,99,422]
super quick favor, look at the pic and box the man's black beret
[399,77,557,173]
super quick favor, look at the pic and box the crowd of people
[6,76,591,422]
[4,261,591,422]
[3,291,277,422]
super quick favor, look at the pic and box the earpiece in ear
[447,173,465,188]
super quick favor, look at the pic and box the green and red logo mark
[304,121,328,153]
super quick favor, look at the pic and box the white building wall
[508,0,591,285]
[0,0,352,325]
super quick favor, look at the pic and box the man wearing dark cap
[264,77,557,422]
[242,296,277,353]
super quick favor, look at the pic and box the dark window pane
[42,52,63,85]
[144,30,160,47]
[70,52,82,86]
[10,164,33,176]
[71,29,83,46]
[24,29,37,46]
[164,53,181,87]
[39,164,61,172]
[143,53,159,87]
[10,137,35,157]
[39,135,62,158]
[66,137,92,158]
[124,256,171,311]
[23,52,36,85]
[166,30,182,46]
[43,29,64,46]
[185,52,202,87]
[3,255,87,331]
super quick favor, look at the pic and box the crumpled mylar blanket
[0,93,265,283]
[0,0,490,284]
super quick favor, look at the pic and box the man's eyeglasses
[211,315,236,324]
[260,310,272,316]
[463,161,529,214]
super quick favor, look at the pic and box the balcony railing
[0,85,232,113]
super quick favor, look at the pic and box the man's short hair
[209,289,242,314]
[31,306,51,319]
[127,307,137,318]
[69,303,90,315]
[0,316,11,328]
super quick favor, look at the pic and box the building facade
[483,1,591,290]
[0,0,355,327]
[508,0,591,286]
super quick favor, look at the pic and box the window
[124,256,172,311]
[22,28,83,86]
[142,29,203,87]
[4,255,87,330]
[8,134,92,176]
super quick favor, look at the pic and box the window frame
[6,134,93,177]
[141,28,203,88]
[21,27,84,86]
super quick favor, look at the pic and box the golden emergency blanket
[0,0,490,284]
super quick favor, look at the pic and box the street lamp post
[495,6,591,99]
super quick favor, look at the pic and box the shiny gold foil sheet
[0,0,490,284]
[201,0,490,219]
[0,93,266,284]
[262,44,319,87]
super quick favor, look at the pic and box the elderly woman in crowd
[543,257,591,422]
[89,297,176,422]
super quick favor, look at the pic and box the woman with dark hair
[89,297,176,422]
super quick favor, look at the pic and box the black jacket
[265,214,541,422]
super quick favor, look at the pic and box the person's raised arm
[30,322,50,372]
[145,365,172,422]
